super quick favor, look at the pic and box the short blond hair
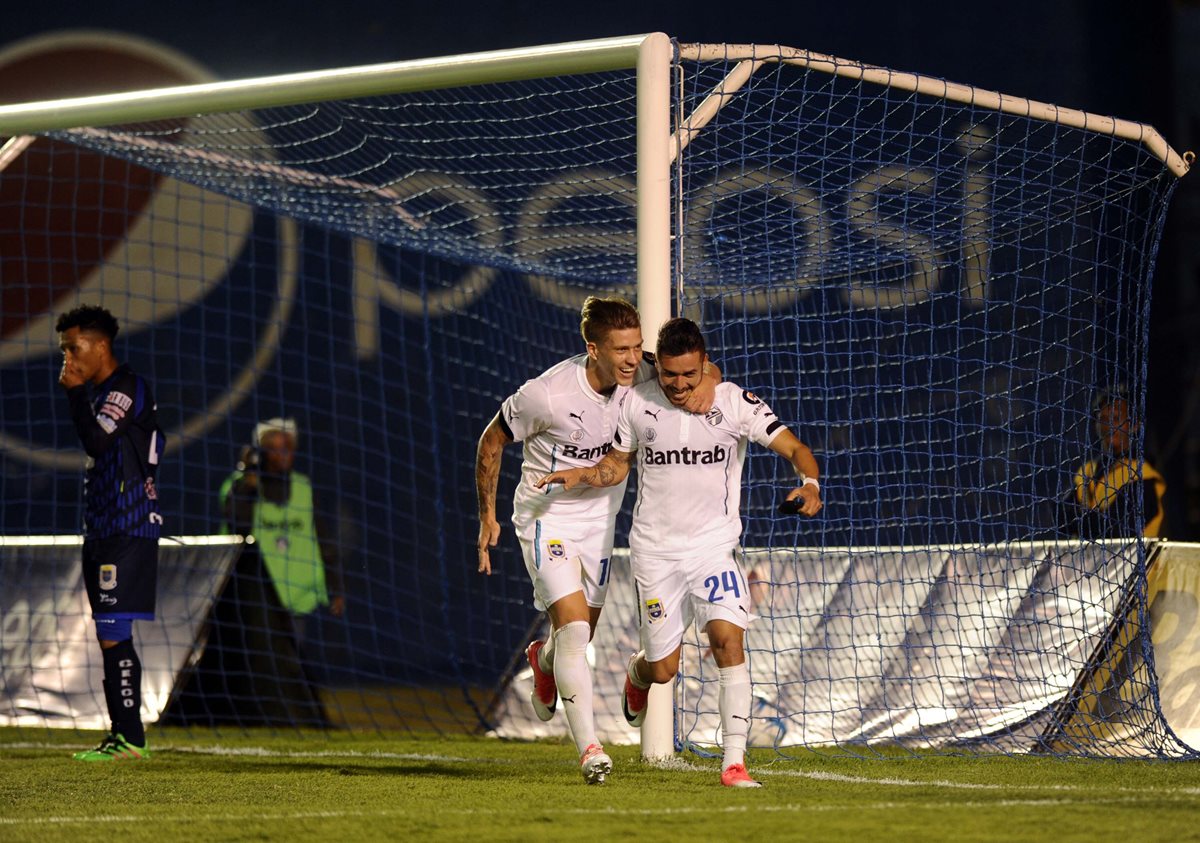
[579,296,640,345]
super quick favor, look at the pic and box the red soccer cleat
[720,763,762,788]
[621,653,648,727]
[525,639,557,721]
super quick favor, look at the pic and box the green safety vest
[220,471,328,614]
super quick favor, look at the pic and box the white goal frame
[0,31,1190,761]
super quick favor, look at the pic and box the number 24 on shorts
[705,570,742,603]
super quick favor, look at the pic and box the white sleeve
[614,390,638,453]
[499,378,551,443]
[733,387,787,448]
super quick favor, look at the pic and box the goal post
[0,31,683,748]
[0,32,1193,759]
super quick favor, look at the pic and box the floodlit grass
[2,728,1199,842]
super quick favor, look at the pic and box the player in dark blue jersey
[56,304,164,762]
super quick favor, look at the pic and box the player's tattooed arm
[584,448,632,487]
[536,448,633,490]
[476,413,513,574]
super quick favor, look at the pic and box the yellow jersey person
[1062,389,1166,539]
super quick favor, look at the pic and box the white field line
[7,742,490,763]
[757,766,1200,796]
[11,742,1200,800]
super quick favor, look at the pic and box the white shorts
[630,546,751,662]
[514,516,616,612]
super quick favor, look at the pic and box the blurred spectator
[1060,388,1167,538]
[220,417,345,647]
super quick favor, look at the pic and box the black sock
[102,640,145,746]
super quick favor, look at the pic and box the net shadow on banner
[0,536,241,730]
[161,538,331,729]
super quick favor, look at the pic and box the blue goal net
[0,38,1190,756]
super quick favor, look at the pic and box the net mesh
[0,41,1188,756]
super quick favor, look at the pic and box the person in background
[1060,387,1167,539]
[221,417,345,649]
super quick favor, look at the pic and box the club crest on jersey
[547,539,566,558]
[705,407,724,426]
[99,564,118,591]
[644,427,657,443]
[645,598,665,623]
[570,428,585,442]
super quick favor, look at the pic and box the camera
[236,444,260,472]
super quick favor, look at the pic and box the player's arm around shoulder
[769,427,823,517]
[682,357,722,414]
[475,411,514,575]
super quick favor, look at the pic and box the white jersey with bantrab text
[614,380,785,559]
[501,352,655,526]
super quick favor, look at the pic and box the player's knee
[646,650,681,683]
[707,629,746,667]
[553,620,590,654]
[95,617,133,645]
[547,590,590,627]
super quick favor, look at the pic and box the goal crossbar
[678,43,1192,178]
[0,34,658,134]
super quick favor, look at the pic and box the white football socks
[718,662,752,770]
[553,621,598,755]
[627,650,651,689]
[538,631,555,674]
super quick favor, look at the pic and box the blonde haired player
[475,298,718,784]
[538,317,821,788]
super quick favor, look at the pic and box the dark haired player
[475,296,718,784]
[56,305,164,761]
[538,317,821,787]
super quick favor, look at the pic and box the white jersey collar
[575,355,618,405]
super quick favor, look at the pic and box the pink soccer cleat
[720,763,762,788]
[580,743,612,785]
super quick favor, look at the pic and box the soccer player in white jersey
[537,317,822,788]
[475,298,718,784]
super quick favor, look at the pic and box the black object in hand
[236,444,260,472]
[778,497,804,515]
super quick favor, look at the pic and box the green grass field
[3,728,1199,842]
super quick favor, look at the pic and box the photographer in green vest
[220,417,345,647]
